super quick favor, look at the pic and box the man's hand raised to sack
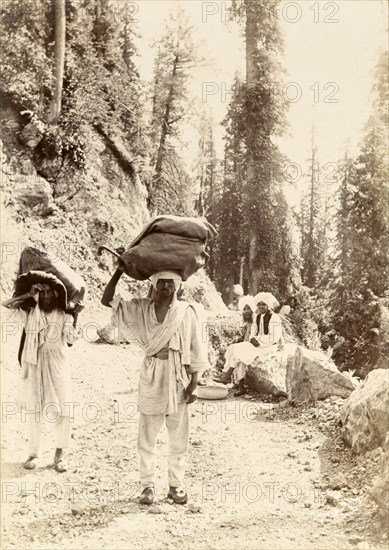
[29,283,44,296]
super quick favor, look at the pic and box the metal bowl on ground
[197,385,228,400]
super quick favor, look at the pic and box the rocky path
[1,307,387,550]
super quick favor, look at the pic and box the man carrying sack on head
[101,268,207,505]
[2,278,79,472]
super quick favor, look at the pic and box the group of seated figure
[216,285,284,396]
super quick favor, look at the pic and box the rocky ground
[1,305,388,550]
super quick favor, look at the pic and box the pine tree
[300,128,331,288]
[227,0,296,300]
[148,9,200,214]
[194,112,218,217]
[331,51,389,375]
[332,150,356,301]
[348,55,389,296]
[193,110,224,280]
[0,0,144,173]
[209,75,248,300]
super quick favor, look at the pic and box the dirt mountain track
[1,305,387,550]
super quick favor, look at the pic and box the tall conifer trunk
[246,0,258,292]
[48,0,66,125]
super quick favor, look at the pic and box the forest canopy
[0,0,387,376]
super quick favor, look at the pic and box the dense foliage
[0,0,387,376]
[147,9,200,215]
[0,0,143,173]
[329,51,389,376]
[202,0,300,303]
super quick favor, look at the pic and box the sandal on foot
[139,487,154,505]
[53,459,67,473]
[23,458,37,470]
[234,387,246,397]
[167,486,188,505]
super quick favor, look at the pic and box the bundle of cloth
[15,246,87,315]
[99,215,217,281]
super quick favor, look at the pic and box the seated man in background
[213,295,256,396]
[214,293,282,397]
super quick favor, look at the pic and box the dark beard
[39,298,58,313]
[243,313,253,323]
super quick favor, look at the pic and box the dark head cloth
[14,270,68,311]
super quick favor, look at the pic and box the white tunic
[225,312,283,368]
[18,305,76,417]
[110,295,207,415]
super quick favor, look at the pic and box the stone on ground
[286,346,357,404]
[14,174,54,210]
[340,368,389,453]
[369,432,389,514]
[246,343,296,396]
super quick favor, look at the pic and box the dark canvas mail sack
[17,246,87,308]
[118,215,217,281]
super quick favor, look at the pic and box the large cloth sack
[129,215,217,245]
[119,216,217,281]
[17,246,87,309]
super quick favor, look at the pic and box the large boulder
[246,343,297,396]
[369,432,389,514]
[286,346,358,404]
[340,369,389,453]
[14,175,54,210]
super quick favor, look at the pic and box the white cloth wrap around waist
[110,294,207,415]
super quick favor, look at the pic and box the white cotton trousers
[28,415,71,457]
[222,343,249,384]
[138,402,189,488]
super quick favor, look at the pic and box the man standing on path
[101,268,207,505]
[2,279,78,472]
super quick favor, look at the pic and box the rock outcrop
[246,343,297,396]
[340,368,389,453]
[14,174,54,211]
[369,432,389,514]
[286,346,358,404]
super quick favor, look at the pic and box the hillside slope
[1,102,227,313]
[1,101,150,299]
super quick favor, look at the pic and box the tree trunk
[246,0,258,290]
[306,129,317,286]
[151,51,179,213]
[48,0,66,125]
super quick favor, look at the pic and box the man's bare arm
[1,284,42,309]
[101,268,124,308]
